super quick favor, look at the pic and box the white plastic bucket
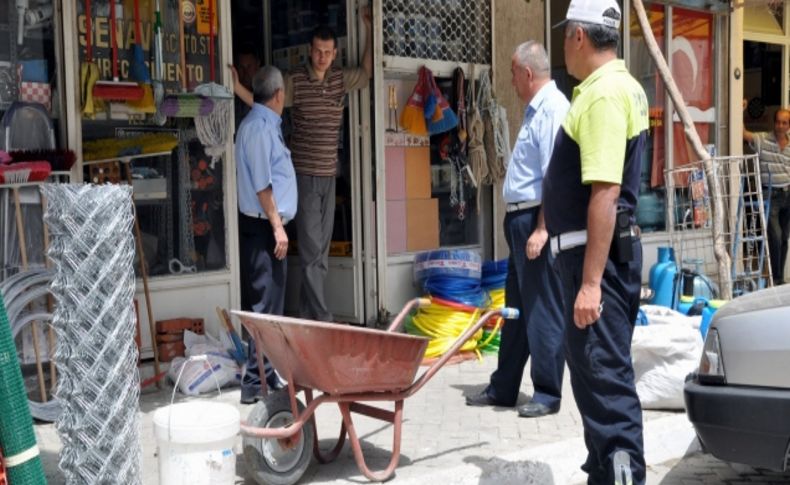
[153,401,240,485]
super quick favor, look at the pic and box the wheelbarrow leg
[304,389,347,464]
[338,400,403,482]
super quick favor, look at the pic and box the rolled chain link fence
[382,0,491,64]
[42,184,142,485]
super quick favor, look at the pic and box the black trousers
[487,207,565,408]
[238,213,287,393]
[555,240,645,485]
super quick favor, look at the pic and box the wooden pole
[631,0,732,299]
[124,163,163,387]
[13,187,48,402]
[40,192,57,393]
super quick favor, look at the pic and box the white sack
[632,306,703,409]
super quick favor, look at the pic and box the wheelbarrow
[232,298,518,484]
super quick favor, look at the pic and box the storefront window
[0,0,63,149]
[78,0,227,277]
[629,5,715,233]
[630,4,666,233]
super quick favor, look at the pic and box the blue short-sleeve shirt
[235,104,297,221]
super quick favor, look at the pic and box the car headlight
[698,328,726,385]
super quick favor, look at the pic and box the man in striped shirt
[234,9,372,321]
[744,108,790,285]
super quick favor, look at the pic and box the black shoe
[240,386,262,405]
[465,390,513,407]
[517,401,559,418]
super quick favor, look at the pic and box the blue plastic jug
[650,247,677,308]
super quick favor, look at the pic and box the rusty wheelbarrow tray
[233,299,518,484]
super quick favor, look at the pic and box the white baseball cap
[553,0,622,30]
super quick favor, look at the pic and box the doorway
[229,0,369,323]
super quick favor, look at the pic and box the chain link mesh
[382,0,491,64]
[42,184,142,485]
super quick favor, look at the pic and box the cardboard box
[385,146,405,200]
[406,198,439,251]
[404,147,431,199]
[387,200,407,254]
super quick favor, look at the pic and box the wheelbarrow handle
[386,297,431,333]
[404,307,519,398]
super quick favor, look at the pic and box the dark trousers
[767,190,790,285]
[295,174,335,321]
[555,240,645,485]
[487,207,565,408]
[238,213,287,394]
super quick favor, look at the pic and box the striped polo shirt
[284,63,369,177]
[543,59,649,236]
[750,132,790,187]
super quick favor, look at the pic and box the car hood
[712,285,790,388]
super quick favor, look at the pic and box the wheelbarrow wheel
[243,390,314,485]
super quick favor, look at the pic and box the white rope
[194,98,232,168]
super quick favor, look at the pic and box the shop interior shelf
[82,150,174,167]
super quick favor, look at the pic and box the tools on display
[127,0,156,113]
[194,0,233,163]
[161,0,214,118]
[151,0,167,125]
[80,0,102,119]
[387,84,399,132]
[92,0,143,102]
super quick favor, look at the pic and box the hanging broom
[93,0,144,101]
[151,0,167,125]
[400,66,429,136]
[425,68,458,135]
[161,0,214,118]
[194,0,232,165]
[127,0,156,113]
[80,0,102,117]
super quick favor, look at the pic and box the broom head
[0,161,51,184]
[400,67,429,136]
[194,82,233,100]
[127,84,157,113]
[130,45,152,84]
[93,80,144,101]
[400,105,428,136]
[8,149,75,171]
[161,93,215,118]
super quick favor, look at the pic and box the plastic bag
[168,330,241,395]
[631,306,703,409]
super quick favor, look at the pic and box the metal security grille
[382,0,491,64]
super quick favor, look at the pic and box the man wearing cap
[465,41,567,418]
[544,0,649,483]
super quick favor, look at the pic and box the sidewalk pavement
[32,355,768,484]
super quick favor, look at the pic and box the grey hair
[514,41,550,78]
[566,20,620,52]
[252,66,284,104]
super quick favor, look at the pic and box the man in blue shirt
[466,41,568,418]
[235,65,298,404]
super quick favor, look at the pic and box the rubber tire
[243,390,314,485]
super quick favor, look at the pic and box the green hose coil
[0,294,47,484]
